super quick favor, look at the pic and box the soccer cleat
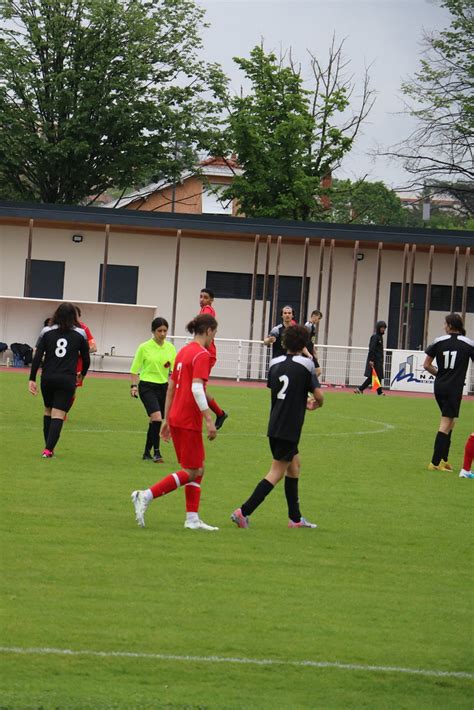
[288,517,318,529]
[427,462,450,471]
[231,508,249,528]
[41,449,54,458]
[215,411,228,430]
[131,490,149,527]
[153,452,164,463]
[142,451,153,461]
[353,389,362,395]
[184,518,219,531]
[459,470,474,479]
[440,459,453,471]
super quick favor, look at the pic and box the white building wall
[0,223,472,357]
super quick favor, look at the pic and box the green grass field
[0,370,473,709]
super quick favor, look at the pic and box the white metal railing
[88,337,474,394]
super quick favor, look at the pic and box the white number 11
[443,351,457,369]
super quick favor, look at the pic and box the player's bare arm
[423,355,438,376]
[192,377,217,440]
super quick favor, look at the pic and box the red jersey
[169,341,212,431]
[76,321,94,381]
[200,304,217,363]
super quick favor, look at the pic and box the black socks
[241,479,274,517]
[46,418,63,452]
[43,415,51,445]
[432,431,449,466]
[285,476,302,523]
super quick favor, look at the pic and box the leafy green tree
[220,41,374,221]
[325,179,408,226]
[0,0,227,204]
[380,0,473,192]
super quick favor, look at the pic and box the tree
[325,179,409,226]
[380,0,474,195]
[0,0,227,204]
[219,41,374,221]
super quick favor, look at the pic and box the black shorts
[138,381,168,417]
[435,388,463,419]
[41,376,76,412]
[269,437,298,462]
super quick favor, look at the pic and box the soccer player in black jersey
[232,325,324,528]
[29,302,90,458]
[423,313,474,472]
[263,305,296,358]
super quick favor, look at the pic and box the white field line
[0,646,471,680]
[0,418,395,437]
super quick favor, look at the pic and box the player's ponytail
[186,314,217,335]
[445,312,465,335]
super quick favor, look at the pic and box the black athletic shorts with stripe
[269,436,299,462]
[138,381,168,416]
[41,375,76,412]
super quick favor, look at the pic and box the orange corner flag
[371,367,381,392]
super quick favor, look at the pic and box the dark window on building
[430,284,474,312]
[26,259,65,299]
[98,264,138,304]
[206,270,309,324]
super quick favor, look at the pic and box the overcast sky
[197,0,451,191]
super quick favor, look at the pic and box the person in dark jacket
[354,321,387,395]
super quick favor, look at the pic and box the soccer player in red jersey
[199,288,228,429]
[64,306,97,416]
[131,314,219,530]
[459,433,474,479]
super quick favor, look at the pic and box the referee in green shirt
[130,317,177,462]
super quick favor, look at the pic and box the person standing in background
[199,288,228,429]
[354,321,387,395]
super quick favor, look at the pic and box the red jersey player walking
[131,314,219,531]
[199,288,228,429]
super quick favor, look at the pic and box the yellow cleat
[440,459,453,471]
[428,463,443,471]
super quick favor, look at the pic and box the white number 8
[55,338,68,357]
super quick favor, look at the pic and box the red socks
[150,470,190,498]
[207,398,224,417]
[185,475,202,513]
[463,434,474,471]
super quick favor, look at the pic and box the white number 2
[277,374,289,399]
[443,351,457,369]
[55,338,68,357]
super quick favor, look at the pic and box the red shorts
[170,426,205,469]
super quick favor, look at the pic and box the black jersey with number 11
[267,354,320,443]
[425,334,474,393]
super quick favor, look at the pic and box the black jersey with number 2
[30,325,90,383]
[425,334,474,394]
[267,354,320,443]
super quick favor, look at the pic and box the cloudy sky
[197,0,451,191]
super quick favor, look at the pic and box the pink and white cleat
[288,517,318,529]
[231,508,249,528]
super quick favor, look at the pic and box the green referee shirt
[130,339,177,384]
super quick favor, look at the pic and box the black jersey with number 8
[30,325,90,383]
